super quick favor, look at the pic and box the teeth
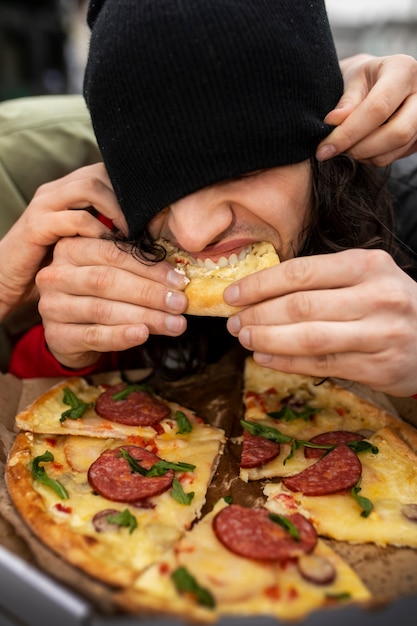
[166,241,253,270]
[204,258,218,270]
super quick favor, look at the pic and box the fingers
[224,249,385,308]
[35,235,189,367]
[317,54,417,165]
[44,321,151,370]
[46,236,189,290]
[37,273,188,331]
[27,163,128,240]
[225,248,417,396]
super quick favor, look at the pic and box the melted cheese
[264,427,417,547]
[29,433,223,574]
[124,500,370,622]
[16,378,225,443]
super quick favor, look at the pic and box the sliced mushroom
[297,553,336,585]
[92,508,121,532]
[356,429,375,439]
[401,503,417,522]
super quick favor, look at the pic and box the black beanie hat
[84,0,344,239]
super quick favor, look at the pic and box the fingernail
[255,353,272,365]
[224,283,240,303]
[239,328,252,348]
[167,268,189,288]
[165,315,185,333]
[227,315,241,334]
[166,290,187,312]
[316,144,336,161]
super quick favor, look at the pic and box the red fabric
[8,324,119,378]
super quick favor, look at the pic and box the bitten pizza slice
[240,358,417,482]
[15,377,225,443]
[5,429,223,587]
[117,499,370,623]
[264,425,417,548]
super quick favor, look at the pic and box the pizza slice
[5,428,223,587]
[264,426,417,547]
[239,358,417,483]
[15,376,225,444]
[117,499,371,623]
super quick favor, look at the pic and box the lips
[156,238,254,271]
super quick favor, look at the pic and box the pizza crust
[5,432,138,586]
[159,240,280,316]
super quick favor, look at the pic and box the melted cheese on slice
[28,432,223,575]
[264,427,417,547]
[241,358,417,482]
[16,378,224,443]
[122,500,370,622]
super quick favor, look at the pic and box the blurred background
[0,0,416,102]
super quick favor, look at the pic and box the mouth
[157,239,254,270]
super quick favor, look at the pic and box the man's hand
[225,248,417,396]
[36,235,189,369]
[317,54,417,166]
[0,163,128,321]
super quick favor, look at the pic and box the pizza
[240,358,417,548]
[5,361,417,622]
[158,239,280,316]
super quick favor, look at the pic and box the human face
[147,161,312,263]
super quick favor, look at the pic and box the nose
[168,187,234,252]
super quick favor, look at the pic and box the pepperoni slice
[240,430,280,468]
[95,384,170,426]
[212,504,317,561]
[88,445,174,502]
[283,444,361,496]
[304,430,364,459]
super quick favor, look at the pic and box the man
[4,1,417,398]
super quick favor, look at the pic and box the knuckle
[83,324,103,349]
[89,265,115,294]
[53,237,74,260]
[299,326,328,354]
[367,94,393,122]
[283,257,314,287]
[369,154,393,168]
[89,298,112,324]
[312,353,333,372]
[286,292,313,321]
[351,248,391,276]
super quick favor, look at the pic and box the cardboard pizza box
[0,364,417,626]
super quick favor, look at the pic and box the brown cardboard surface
[1,354,417,621]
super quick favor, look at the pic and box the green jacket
[0,94,100,237]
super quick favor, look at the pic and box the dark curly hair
[111,156,414,379]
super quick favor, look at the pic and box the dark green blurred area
[0,0,75,101]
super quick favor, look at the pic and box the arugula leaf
[240,420,292,444]
[30,451,69,500]
[118,448,148,475]
[268,512,300,540]
[147,460,196,477]
[170,477,194,505]
[106,509,137,534]
[171,566,215,608]
[175,410,192,434]
[325,591,352,601]
[111,383,154,401]
[60,387,93,422]
[348,440,379,455]
[267,405,321,422]
[118,449,195,477]
[351,478,374,518]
